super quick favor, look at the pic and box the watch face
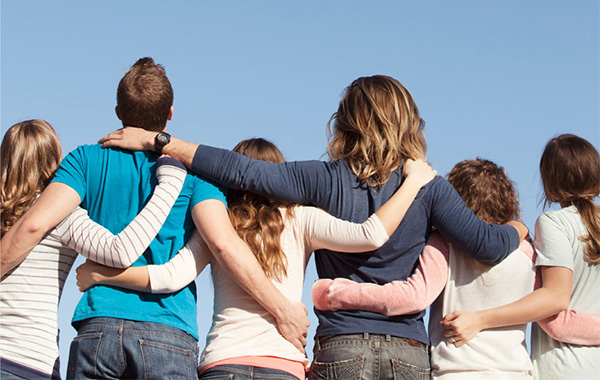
[156,132,170,146]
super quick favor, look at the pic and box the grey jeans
[308,333,431,380]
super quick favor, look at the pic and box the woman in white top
[76,137,436,380]
[441,134,600,379]
[0,120,188,379]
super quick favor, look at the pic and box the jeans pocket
[309,356,364,380]
[67,332,103,379]
[139,339,196,380]
[391,358,431,380]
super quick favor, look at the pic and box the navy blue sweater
[192,145,519,344]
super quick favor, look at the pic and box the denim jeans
[308,333,431,380]
[0,368,33,380]
[199,364,300,380]
[66,317,199,380]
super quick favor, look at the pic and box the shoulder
[536,206,581,230]
[186,173,227,203]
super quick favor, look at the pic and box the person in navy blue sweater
[99,75,527,380]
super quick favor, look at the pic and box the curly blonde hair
[327,75,426,187]
[1,120,62,236]
[227,138,296,281]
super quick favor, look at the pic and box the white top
[531,206,600,380]
[429,241,536,380]
[0,162,186,378]
[146,206,389,369]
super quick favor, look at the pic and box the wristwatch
[154,132,171,155]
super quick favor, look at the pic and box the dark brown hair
[540,134,600,263]
[227,138,295,280]
[447,158,520,225]
[1,120,62,236]
[116,57,173,132]
[327,75,426,188]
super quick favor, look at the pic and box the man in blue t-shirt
[0,58,309,379]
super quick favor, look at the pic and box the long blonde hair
[227,138,295,280]
[540,134,600,263]
[327,75,427,187]
[1,120,62,236]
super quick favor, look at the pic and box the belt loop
[315,336,321,351]
[363,332,369,340]
[385,334,391,342]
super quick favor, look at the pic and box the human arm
[1,182,81,277]
[441,213,573,346]
[192,199,309,353]
[57,157,187,268]
[428,177,524,265]
[537,310,600,345]
[441,265,572,346]
[76,230,211,293]
[99,127,198,169]
[312,231,449,316]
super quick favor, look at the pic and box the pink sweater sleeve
[312,231,450,316]
[538,310,600,345]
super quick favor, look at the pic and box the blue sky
[2,1,598,377]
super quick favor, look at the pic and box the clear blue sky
[2,1,598,377]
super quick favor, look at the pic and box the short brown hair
[327,75,426,187]
[116,57,173,132]
[540,134,600,263]
[446,158,520,225]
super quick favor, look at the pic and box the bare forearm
[79,265,151,291]
[161,137,198,170]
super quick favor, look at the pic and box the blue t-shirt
[53,144,226,338]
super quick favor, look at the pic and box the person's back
[55,58,224,379]
[429,242,535,379]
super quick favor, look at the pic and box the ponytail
[573,197,600,263]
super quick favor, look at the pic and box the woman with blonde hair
[1,120,189,379]
[99,75,527,379]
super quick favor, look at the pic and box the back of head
[327,75,426,187]
[228,138,292,280]
[1,119,62,236]
[540,134,600,262]
[116,57,173,132]
[446,158,521,271]
[447,158,520,225]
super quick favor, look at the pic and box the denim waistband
[315,333,426,350]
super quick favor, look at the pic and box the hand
[75,259,106,291]
[440,310,483,347]
[98,126,156,152]
[506,220,529,242]
[311,279,333,311]
[276,302,310,354]
[403,159,437,188]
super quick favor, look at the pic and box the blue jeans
[308,333,431,380]
[199,365,300,380]
[66,317,199,380]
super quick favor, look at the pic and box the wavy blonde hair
[327,75,426,187]
[227,138,295,281]
[540,134,600,263]
[1,120,62,236]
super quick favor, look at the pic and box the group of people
[0,56,598,380]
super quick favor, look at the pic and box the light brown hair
[327,75,426,187]
[540,134,600,263]
[1,120,62,236]
[116,57,173,132]
[447,158,520,225]
[227,138,296,280]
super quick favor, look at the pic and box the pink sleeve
[538,310,600,345]
[312,231,450,316]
